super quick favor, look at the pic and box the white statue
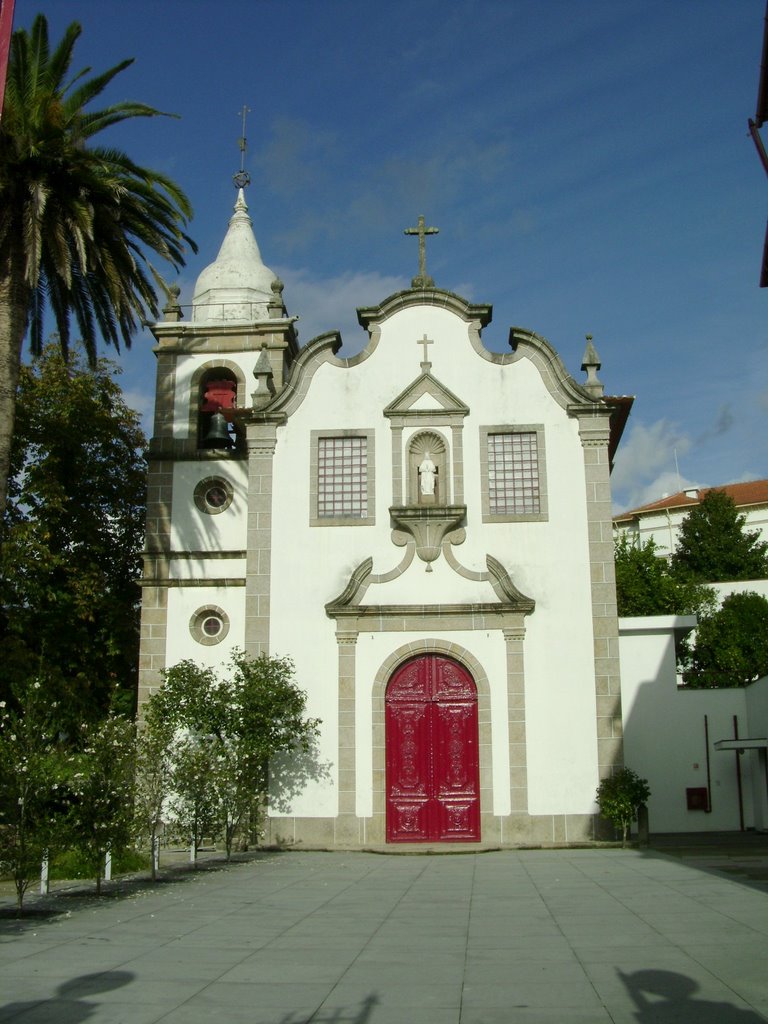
[419,453,437,496]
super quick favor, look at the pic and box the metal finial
[233,105,251,189]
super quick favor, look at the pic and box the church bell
[203,411,233,448]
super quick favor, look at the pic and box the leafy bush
[596,768,650,847]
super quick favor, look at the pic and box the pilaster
[244,422,278,656]
[503,625,528,812]
[579,412,624,778]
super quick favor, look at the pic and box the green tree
[147,652,322,858]
[596,768,650,847]
[132,715,174,881]
[671,490,768,583]
[0,679,67,913]
[0,344,147,722]
[679,591,768,689]
[0,14,195,517]
[167,735,222,856]
[65,714,135,895]
[614,534,714,618]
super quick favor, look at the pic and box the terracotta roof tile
[614,479,768,522]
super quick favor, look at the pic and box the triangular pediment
[384,370,469,420]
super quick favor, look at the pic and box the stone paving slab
[1,849,767,1023]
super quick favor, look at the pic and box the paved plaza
[1,847,767,1023]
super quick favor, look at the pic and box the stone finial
[268,277,286,317]
[581,334,604,397]
[251,343,276,407]
[162,283,183,322]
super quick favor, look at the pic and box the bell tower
[138,179,298,709]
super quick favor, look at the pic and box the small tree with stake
[596,768,651,847]
[146,651,321,859]
[0,679,66,913]
[65,715,135,894]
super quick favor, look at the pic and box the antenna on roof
[673,448,682,493]
[233,105,251,189]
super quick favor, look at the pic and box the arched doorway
[386,654,480,842]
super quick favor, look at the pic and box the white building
[619,617,768,834]
[138,192,633,848]
[614,481,768,559]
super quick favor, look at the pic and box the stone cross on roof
[404,215,439,288]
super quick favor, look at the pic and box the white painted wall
[266,301,603,821]
[170,461,248,552]
[619,617,755,832]
[616,505,768,560]
[165,585,246,669]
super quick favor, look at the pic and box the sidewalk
[1,847,767,1023]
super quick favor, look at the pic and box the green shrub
[49,847,150,881]
[596,768,650,847]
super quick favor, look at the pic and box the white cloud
[277,267,408,353]
[611,419,696,513]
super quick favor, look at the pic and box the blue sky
[12,0,768,511]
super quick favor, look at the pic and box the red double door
[385,655,480,843]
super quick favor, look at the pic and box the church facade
[138,193,629,848]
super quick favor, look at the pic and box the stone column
[244,422,278,657]
[504,624,528,814]
[137,454,174,714]
[335,629,359,845]
[579,414,623,780]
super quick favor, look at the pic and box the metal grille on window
[318,436,368,518]
[488,432,540,515]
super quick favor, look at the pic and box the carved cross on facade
[417,333,433,369]
[404,215,439,288]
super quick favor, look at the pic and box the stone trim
[356,288,493,331]
[138,453,174,714]
[193,476,235,515]
[260,812,601,849]
[309,429,376,527]
[140,577,246,588]
[479,424,549,523]
[577,413,624,780]
[244,423,278,657]
[368,640,495,845]
[187,359,247,444]
[336,630,358,821]
[189,604,230,646]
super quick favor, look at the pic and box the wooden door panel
[387,704,429,798]
[434,703,478,795]
[387,799,431,842]
[386,655,480,843]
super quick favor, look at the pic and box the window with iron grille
[487,431,540,515]
[317,436,368,518]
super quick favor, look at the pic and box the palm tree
[0,15,196,517]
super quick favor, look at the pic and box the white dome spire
[192,190,277,322]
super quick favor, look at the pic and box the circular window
[190,606,230,646]
[194,476,234,515]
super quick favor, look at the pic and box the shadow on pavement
[643,831,768,895]
[620,968,766,1023]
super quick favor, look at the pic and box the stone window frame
[189,605,230,646]
[309,429,375,527]
[193,475,235,515]
[479,424,548,523]
[187,359,247,444]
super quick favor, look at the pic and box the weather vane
[233,105,251,189]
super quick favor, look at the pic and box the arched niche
[408,430,449,505]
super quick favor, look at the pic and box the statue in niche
[418,452,438,498]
